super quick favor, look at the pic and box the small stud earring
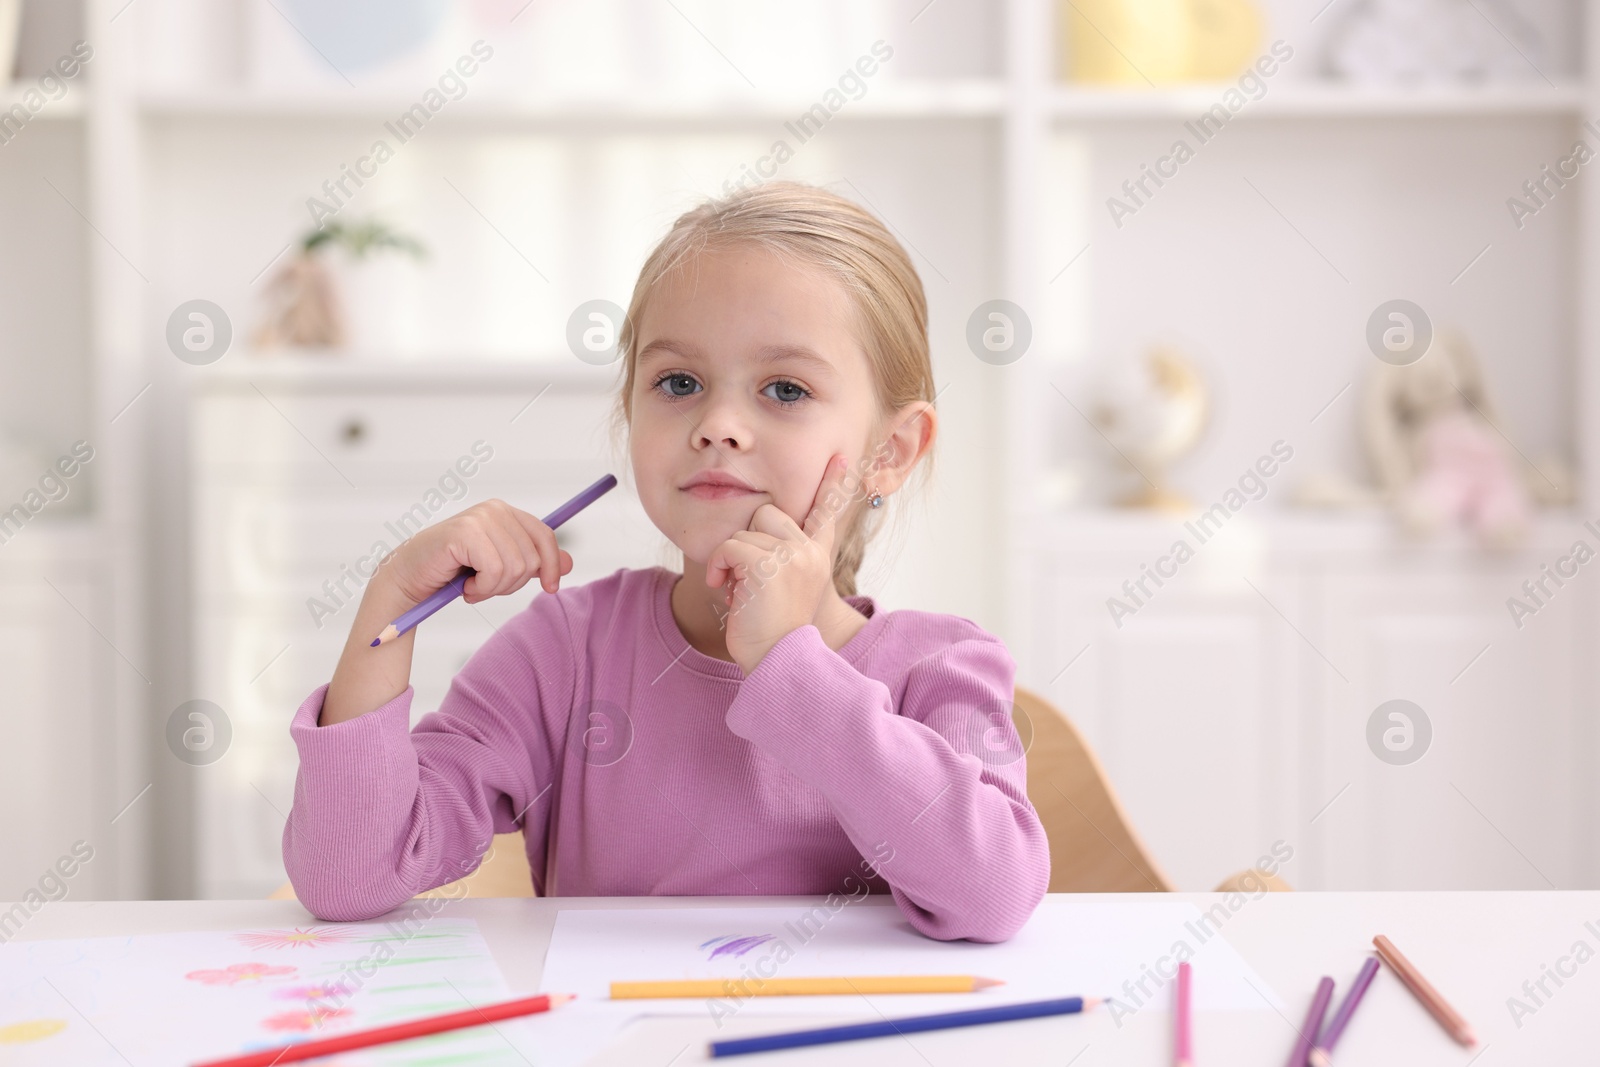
[867,486,884,509]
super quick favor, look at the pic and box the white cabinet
[1017,515,1305,890]
[188,363,663,899]
[0,522,113,903]
[1012,512,1591,892]
[1312,563,1582,891]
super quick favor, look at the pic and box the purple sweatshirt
[282,566,1050,942]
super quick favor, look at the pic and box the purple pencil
[370,473,617,646]
[1308,957,1379,1067]
[1284,976,1335,1067]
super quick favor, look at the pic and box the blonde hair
[610,180,936,597]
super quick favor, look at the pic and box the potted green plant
[254,218,426,355]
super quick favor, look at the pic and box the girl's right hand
[380,498,574,607]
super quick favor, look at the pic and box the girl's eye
[762,380,810,407]
[650,373,810,408]
[652,372,700,399]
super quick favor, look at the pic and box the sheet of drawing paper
[0,917,574,1066]
[540,897,1285,1024]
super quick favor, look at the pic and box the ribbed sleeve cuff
[289,682,415,780]
[283,683,420,920]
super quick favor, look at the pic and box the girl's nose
[690,395,750,452]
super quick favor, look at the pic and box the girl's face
[628,243,882,567]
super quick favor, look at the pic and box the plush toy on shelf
[1363,330,1567,548]
[1321,0,1545,85]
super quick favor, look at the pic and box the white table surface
[5,892,1592,1065]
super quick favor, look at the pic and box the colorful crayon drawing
[233,927,357,951]
[261,1004,354,1032]
[185,962,298,986]
[0,1018,67,1043]
[700,934,777,960]
[0,918,529,1066]
[273,981,350,1000]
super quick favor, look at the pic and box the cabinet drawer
[192,385,620,479]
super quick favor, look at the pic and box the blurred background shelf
[1023,506,1590,555]
[140,80,1588,123]
[1046,81,1590,118]
[194,352,609,388]
[138,79,1012,122]
[0,83,86,118]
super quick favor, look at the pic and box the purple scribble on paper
[700,934,777,960]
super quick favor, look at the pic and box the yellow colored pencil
[610,975,1005,999]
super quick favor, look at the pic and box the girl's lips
[682,484,760,501]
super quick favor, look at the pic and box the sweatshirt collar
[649,566,886,681]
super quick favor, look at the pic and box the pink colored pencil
[1175,960,1193,1067]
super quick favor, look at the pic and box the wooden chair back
[1010,685,1175,892]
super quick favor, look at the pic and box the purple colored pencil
[371,473,617,646]
[1308,957,1379,1067]
[1284,976,1335,1067]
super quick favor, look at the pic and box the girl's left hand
[707,453,852,675]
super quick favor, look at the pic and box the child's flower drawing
[185,962,298,986]
[274,982,350,1001]
[261,1005,353,1032]
[233,927,356,951]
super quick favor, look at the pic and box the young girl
[283,181,1050,943]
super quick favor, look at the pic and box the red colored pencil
[190,992,576,1067]
[1174,960,1193,1067]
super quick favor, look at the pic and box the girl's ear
[870,401,936,494]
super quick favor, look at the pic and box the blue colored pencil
[708,995,1097,1058]
[371,473,617,646]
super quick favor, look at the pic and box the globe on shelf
[1089,346,1208,514]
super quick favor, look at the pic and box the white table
[7,892,1593,1064]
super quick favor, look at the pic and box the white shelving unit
[4,0,1593,898]
[1045,81,1588,116]
[136,79,1013,121]
[1002,0,1598,890]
